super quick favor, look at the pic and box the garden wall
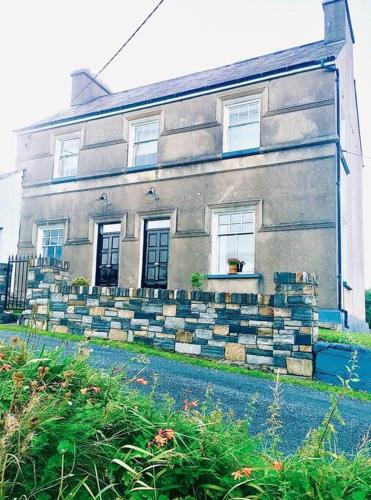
[22,259,319,377]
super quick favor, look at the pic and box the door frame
[138,216,171,288]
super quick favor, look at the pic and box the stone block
[175,343,201,355]
[273,333,295,344]
[165,317,185,329]
[300,345,312,353]
[89,331,108,339]
[54,325,69,334]
[82,315,93,324]
[131,318,149,326]
[213,324,229,335]
[176,330,193,343]
[208,340,226,347]
[118,309,134,319]
[286,357,313,377]
[241,306,259,315]
[109,329,128,341]
[273,308,291,318]
[37,305,48,315]
[110,321,122,329]
[191,303,207,313]
[225,343,246,362]
[163,304,177,316]
[257,328,273,337]
[90,306,105,316]
[201,344,225,358]
[259,306,274,316]
[195,329,212,339]
[238,335,257,345]
[246,354,273,365]
[226,303,240,310]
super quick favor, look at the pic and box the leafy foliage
[190,272,206,290]
[0,336,369,499]
[71,277,90,287]
[366,289,371,329]
[319,328,371,349]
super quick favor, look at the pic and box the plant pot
[237,262,244,273]
[228,263,238,274]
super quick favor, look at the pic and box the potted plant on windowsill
[227,258,245,274]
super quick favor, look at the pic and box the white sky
[0,0,370,286]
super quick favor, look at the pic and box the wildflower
[0,353,4,359]
[0,363,11,372]
[273,460,283,471]
[232,467,253,480]
[148,428,175,448]
[184,399,199,411]
[38,366,49,378]
[135,377,148,385]
[63,370,74,379]
[64,391,72,400]
[12,371,25,387]
[80,386,101,395]
[11,336,20,346]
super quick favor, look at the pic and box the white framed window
[54,136,80,178]
[128,118,159,168]
[211,208,255,274]
[37,225,65,259]
[223,97,260,153]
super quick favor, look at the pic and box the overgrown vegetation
[319,328,371,349]
[3,325,371,402]
[366,289,371,329]
[71,277,90,287]
[190,272,207,290]
[0,336,369,498]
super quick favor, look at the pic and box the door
[142,220,170,288]
[96,223,120,286]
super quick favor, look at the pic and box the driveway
[0,329,369,455]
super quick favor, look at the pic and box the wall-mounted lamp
[146,186,159,200]
[97,192,111,206]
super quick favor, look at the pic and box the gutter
[16,58,336,134]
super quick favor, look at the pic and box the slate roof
[19,39,344,132]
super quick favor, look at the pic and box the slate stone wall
[22,261,319,377]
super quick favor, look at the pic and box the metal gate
[4,255,30,310]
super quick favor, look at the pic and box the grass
[319,328,371,349]
[0,335,369,498]
[2,324,371,403]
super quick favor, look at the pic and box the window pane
[230,222,241,233]
[55,246,62,259]
[242,212,253,223]
[218,234,236,273]
[218,214,229,225]
[218,224,229,235]
[230,213,241,224]
[61,138,79,155]
[229,122,259,151]
[249,102,259,121]
[237,233,254,272]
[134,140,157,166]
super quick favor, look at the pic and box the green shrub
[0,337,369,498]
[71,277,90,287]
[190,272,206,290]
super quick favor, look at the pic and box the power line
[342,149,371,161]
[72,0,166,105]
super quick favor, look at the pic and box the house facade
[15,0,367,331]
[0,169,23,262]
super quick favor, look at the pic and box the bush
[0,337,369,498]
[190,272,206,290]
[71,277,90,287]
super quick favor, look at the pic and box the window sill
[222,148,260,159]
[127,164,157,173]
[51,176,78,184]
[206,273,261,280]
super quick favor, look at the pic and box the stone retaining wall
[22,260,319,377]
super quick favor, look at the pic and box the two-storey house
[16,0,367,331]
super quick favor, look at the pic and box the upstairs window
[54,137,79,178]
[211,209,255,274]
[128,118,159,168]
[40,226,64,259]
[223,98,260,153]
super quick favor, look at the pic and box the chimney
[322,0,355,44]
[70,69,111,106]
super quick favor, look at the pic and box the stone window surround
[51,127,85,179]
[32,218,69,258]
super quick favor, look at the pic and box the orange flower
[273,461,283,471]
[80,386,101,395]
[135,377,148,385]
[63,370,74,379]
[0,364,11,372]
[232,467,253,480]
[12,371,25,387]
[80,387,89,395]
[184,399,199,411]
[38,366,49,378]
[148,428,175,448]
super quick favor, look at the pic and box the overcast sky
[1,0,370,286]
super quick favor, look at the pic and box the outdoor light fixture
[146,186,159,200]
[97,192,111,206]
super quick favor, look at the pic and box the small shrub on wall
[71,277,90,287]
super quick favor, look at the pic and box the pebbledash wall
[21,259,319,377]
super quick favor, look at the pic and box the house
[15,0,367,331]
[0,169,23,262]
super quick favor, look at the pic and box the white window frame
[127,116,160,168]
[37,224,65,259]
[211,207,255,275]
[222,95,261,153]
[53,133,80,179]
